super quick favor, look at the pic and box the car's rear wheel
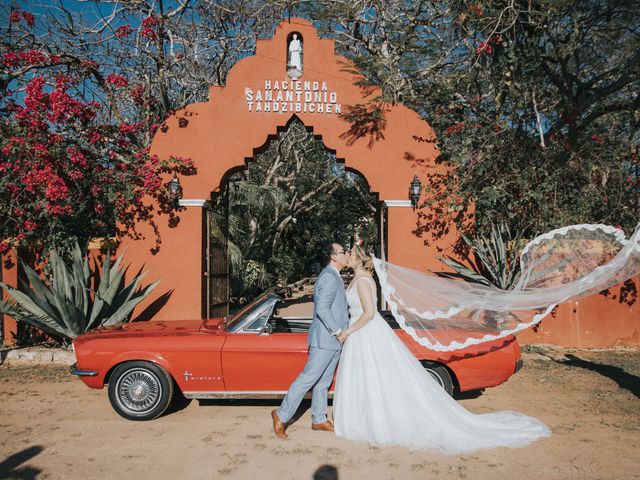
[420,361,454,396]
[108,361,174,421]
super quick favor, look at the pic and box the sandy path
[1,347,639,480]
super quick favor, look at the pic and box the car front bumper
[69,363,98,377]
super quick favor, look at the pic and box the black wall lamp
[168,174,182,208]
[409,174,422,210]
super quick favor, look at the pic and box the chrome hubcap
[116,369,162,413]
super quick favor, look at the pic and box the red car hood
[75,319,206,345]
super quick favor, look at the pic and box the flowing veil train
[373,222,640,352]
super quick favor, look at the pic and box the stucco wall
[2,19,637,348]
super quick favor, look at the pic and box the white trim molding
[382,200,413,208]
[178,199,208,207]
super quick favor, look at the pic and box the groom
[271,243,350,438]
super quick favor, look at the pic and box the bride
[333,246,551,453]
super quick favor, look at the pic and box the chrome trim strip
[183,391,335,400]
[69,364,98,377]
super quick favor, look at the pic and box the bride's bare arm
[346,278,376,335]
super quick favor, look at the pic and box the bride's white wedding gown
[333,276,551,453]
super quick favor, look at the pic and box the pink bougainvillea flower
[22,11,35,26]
[115,24,132,38]
[105,73,129,88]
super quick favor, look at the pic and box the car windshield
[223,293,278,331]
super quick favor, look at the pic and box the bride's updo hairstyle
[352,245,374,273]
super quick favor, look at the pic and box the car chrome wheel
[116,368,162,413]
[427,369,445,388]
[108,361,174,421]
[420,361,454,396]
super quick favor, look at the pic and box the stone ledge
[1,347,76,366]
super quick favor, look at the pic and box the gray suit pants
[277,346,340,424]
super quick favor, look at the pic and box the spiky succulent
[0,243,158,342]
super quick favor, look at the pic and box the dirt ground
[0,345,639,480]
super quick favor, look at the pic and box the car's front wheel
[420,361,454,396]
[108,361,174,421]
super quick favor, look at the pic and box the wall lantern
[408,174,422,210]
[168,174,182,208]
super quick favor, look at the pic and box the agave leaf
[1,281,54,321]
[19,313,73,339]
[103,260,126,304]
[19,264,60,320]
[2,243,160,340]
[435,256,494,287]
[86,295,107,332]
[97,250,113,298]
[49,250,71,302]
[89,266,158,330]
[0,298,71,339]
[106,274,145,314]
[438,222,524,290]
[0,282,72,336]
[71,244,90,315]
[108,253,125,286]
[100,279,160,327]
[49,283,85,336]
[470,246,495,279]
[87,253,127,326]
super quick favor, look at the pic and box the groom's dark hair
[324,242,338,263]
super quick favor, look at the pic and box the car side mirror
[259,322,274,336]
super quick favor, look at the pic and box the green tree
[216,119,377,301]
[307,0,639,241]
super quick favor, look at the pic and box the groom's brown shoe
[271,409,288,438]
[311,420,335,432]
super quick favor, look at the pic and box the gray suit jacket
[308,265,349,350]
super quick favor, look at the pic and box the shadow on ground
[198,399,314,425]
[454,389,484,400]
[0,445,43,480]
[313,464,339,479]
[557,354,640,399]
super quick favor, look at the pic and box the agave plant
[0,243,159,342]
[436,223,524,290]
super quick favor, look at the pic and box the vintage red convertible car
[71,292,523,421]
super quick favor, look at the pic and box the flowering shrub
[0,72,196,254]
[105,73,128,88]
[9,9,34,26]
[141,16,161,40]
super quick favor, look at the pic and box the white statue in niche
[287,34,303,79]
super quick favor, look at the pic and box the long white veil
[373,223,640,351]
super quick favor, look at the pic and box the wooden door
[205,193,229,318]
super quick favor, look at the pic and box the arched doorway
[206,117,380,317]
[120,18,453,322]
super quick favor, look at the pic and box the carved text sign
[245,79,341,115]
